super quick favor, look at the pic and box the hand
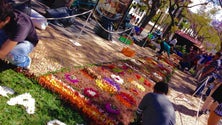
[135,113,142,123]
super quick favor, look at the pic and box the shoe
[24,57,32,69]
[198,110,207,117]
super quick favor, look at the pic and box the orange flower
[37,75,117,125]
[116,92,136,108]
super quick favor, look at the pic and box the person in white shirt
[169,38,177,47]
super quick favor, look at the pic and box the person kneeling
[132,82,176,125]
[0,0,39,69]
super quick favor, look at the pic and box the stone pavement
[29,16,157,75]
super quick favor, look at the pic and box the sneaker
[198,110,208,117]
[24,57,32,69]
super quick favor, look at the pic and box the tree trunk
[162,4,181,37]
[162,7,175,37]
[139,0,161,30]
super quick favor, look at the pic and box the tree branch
[182,2,209,8]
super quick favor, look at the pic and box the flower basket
[121,47,135,57]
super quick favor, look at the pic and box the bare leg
[208,111,221,125]
[209,101,219,114]
[201,96,214,112]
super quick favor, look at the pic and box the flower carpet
[0,54,180,125]
[37,55,180,125]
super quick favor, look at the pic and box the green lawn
[0,69,85,125]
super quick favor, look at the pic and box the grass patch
[0,69,85,125]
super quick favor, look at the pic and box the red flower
[135,74,141,79]
[144,80,152,87]
[107,64,115,69]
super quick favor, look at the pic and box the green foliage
[150,14,159,23]
[179,19,190,29]
[0,69,85,125]
[130,2,147,10]
[175,45,187,54]
[171,25,178,33]
[185,9,221,51]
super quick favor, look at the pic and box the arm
[201,67,216,79]
[66,0,74,8]
[0,39,17,59]
[136,94,150,122]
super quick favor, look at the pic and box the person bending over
[134,81,176,125]
[0,0,39,69]
[157,40,174,58]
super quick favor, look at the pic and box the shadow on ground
[169,69,197,95]
[172,102,197,117]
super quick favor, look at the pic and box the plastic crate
[119,36,133,45]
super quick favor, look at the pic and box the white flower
[87,90,96,96]
[153,72,163,80]
[7,93,35,114]
[130,59,142,65]
[47,119,66,125]
[111,74,124,85]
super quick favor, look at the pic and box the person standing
[169,38,177,47]
[208,103,222,125]
[133,82,176,125]
[207,84,222,125]
[0,0,39,68]
[193,53,222,97]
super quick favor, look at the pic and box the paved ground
[28,4,210,124]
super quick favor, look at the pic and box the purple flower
[105,103,120,114]
[211,19,222,32]
[103,77,120,91]
[65,74,79,84]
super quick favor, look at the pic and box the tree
[184,2,222,51]
[162,0,209,37]
[209,0,222,8]
[138,0,162,30]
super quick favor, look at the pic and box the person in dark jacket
[133,82,176,125]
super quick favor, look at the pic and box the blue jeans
[0,30,34,68]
